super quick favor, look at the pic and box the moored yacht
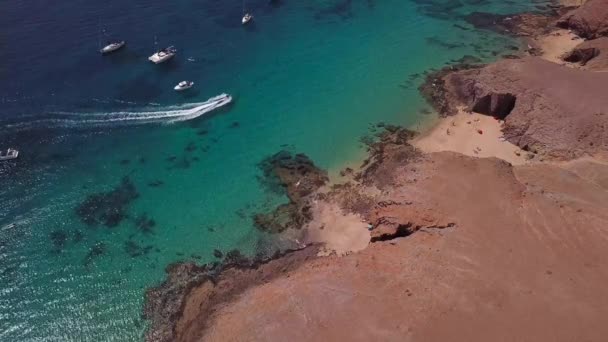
[148,46,177,64]
[0,148,19,161]
[100,41,125,54]
[242,13,253,25]
[174,81,194,91]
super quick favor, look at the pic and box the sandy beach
[413,109,528,165]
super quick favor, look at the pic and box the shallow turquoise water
[1,0,548,340]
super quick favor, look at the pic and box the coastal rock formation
[254,151,329,232]
[143,2,608,341]
[143,247,319,342]
[440,57,608,159]
[563,36,608,69]
[156,152,608,342]
[464,11,558,37]
[558,0,608,39]
[356,125,421,188]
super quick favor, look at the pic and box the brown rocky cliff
[442,57,608,159]
[558,0,608,39]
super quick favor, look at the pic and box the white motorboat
[100,41,125,54]
[0,148,19,161]
[148,46,177,64]
[242,13,253,25]
[174,81,194,91]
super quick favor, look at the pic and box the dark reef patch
[184,142,197,153]
[72,230,84,243]
[124,240,154,258]
[83,242,107,268]
[148,180,165,188]
[425,37,466,50]
[75,177,139,228]
[50,230,69,251]
[312,0,354,21]
[135,213,156,235]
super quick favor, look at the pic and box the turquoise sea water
[1,0,549,340]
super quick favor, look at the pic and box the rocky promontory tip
[558,0,608,39]
[254,151,328,233]
[143,246,319,342]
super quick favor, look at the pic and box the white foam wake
[5,94,232,131]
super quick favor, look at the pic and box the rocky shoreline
[143,1,608,341]
[143,246,320,342]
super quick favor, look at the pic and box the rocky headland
[143,1,608,341]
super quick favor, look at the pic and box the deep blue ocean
[1,0,549,340]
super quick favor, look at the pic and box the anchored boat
[100,41,125,54]
[242,13,253,25]
[241,0,253,25]
[0,148,19,161]
[174,81,194,91]
[149,46,177,64]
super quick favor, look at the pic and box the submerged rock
[124,240,154,258]
[135,213,156,234]
[83,242,107,268]
[254,151,328,232]
[49,230,69,250]
[75,177,139,228]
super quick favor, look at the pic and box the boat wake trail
[4,94,232,131]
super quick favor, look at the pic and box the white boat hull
[100,41,125,54]
[0,149,18,161]
[242,15,253,25]
[174,82,194,91]
[148,53,175,64]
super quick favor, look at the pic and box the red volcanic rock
[443,57,608,159]
[563,36,608,70]
[558,0,608,39]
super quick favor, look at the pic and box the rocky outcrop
[186,153,608,342]
[558,0,608,39]
[439,57,608,159]
[464,11,560,37]
[356,125,421,189]
[143,246,319,342]
[563,36,608,69]
[254,151,328,233]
